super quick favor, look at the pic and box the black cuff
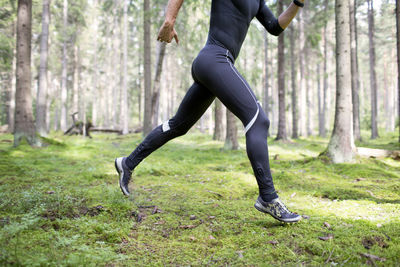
[293,0,304,7]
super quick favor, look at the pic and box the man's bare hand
[157,21,179,44]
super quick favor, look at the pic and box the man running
[116,0,305,223]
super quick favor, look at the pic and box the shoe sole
[115,157,130,196]
[254,201,301,223]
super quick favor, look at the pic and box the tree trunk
[367,0,378,139]
[213,99,224,141]
[143,0,152,135]
[91,0,98,127]
[60,0,68,132]
[317,63,324,136]
[36,0,50,136]
[397,0,400,142]
[8,23,17,133]
[290,24,298,139]
[326,0,356,163]
[304,5,312,136]
[14,0,37,146]
[298,10,306,137]
[275,0,287,141]
[112,13,119,129]
[72,45,80,117]
[350,0,361,141]
[224,110,238,150]
[321,1,328,138]
[121,0,129,134]
[151,42,167,127]
[263,33,271,137]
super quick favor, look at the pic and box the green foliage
[0,0,16,72]
[0,132,399,265]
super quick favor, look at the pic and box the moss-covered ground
[0,131,399,266]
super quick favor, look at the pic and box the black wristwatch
[293,0,304,7]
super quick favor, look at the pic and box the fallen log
[90,128,123,134]
[357,147,400,160]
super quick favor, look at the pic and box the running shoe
[254,196,301,223]
[115,157,132,196]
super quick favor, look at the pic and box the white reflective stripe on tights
[245,107,259,134]
[225,50,260,134]
[162,120,170,132]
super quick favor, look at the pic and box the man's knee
[257,111,270,130]
[161,119,190,137]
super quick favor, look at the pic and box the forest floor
[0,130,399,266]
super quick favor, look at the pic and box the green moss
[0,132,399,266]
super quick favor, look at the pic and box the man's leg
[193,49,300,222]
[116,82,215,195]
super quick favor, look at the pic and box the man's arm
[278,0,304,29]
[157,0,184,43]
[256,0,304,36]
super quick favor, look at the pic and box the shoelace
[276,199,291,214]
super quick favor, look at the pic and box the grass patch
[0,131,399,266]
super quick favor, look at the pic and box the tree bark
[326,0,356,163]
[350,0,361,141]
[143,0,152,135]
[8,23,17,133]
[275,0,287,141]
[317,63,323,136]
[36,0,50,136]
[298,10,306,137]
[263,33,271,137]
[14,0,37,146]
[321,1,328,138]
[72,45,80,117]
[367,0,379,139]
[60,0,68,132]
[91,0,98,127]
[290,24,298,139]
[397,0,400,142]
[151,42,167,127]
[213,99,224,141]
[224,110,238,150]
[121,0,129,134]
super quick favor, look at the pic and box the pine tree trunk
[326,0,356,163]
[290,24,298,139]
[321,3,328,138]
[112,13,119,129]
[263,33,271,137]
[14,0,37,146]
[60,0,68,132]
[298,10,306,137]
[275,0,287,141]
[224,110,238,150]
[350,0,361,141]
[121,0,129,134]
[8,23,17,133]
[368,0,379,139]
[397,0,400,142]
[318,63,324,136]
[91,0,98,127]
[151,42,167,127]
[72,45,80,117]
[143,0,152,135]
[304,6,313,137]
[36,0,50,136]
[213,99,224,141]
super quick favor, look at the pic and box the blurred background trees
[0,0,398,161]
